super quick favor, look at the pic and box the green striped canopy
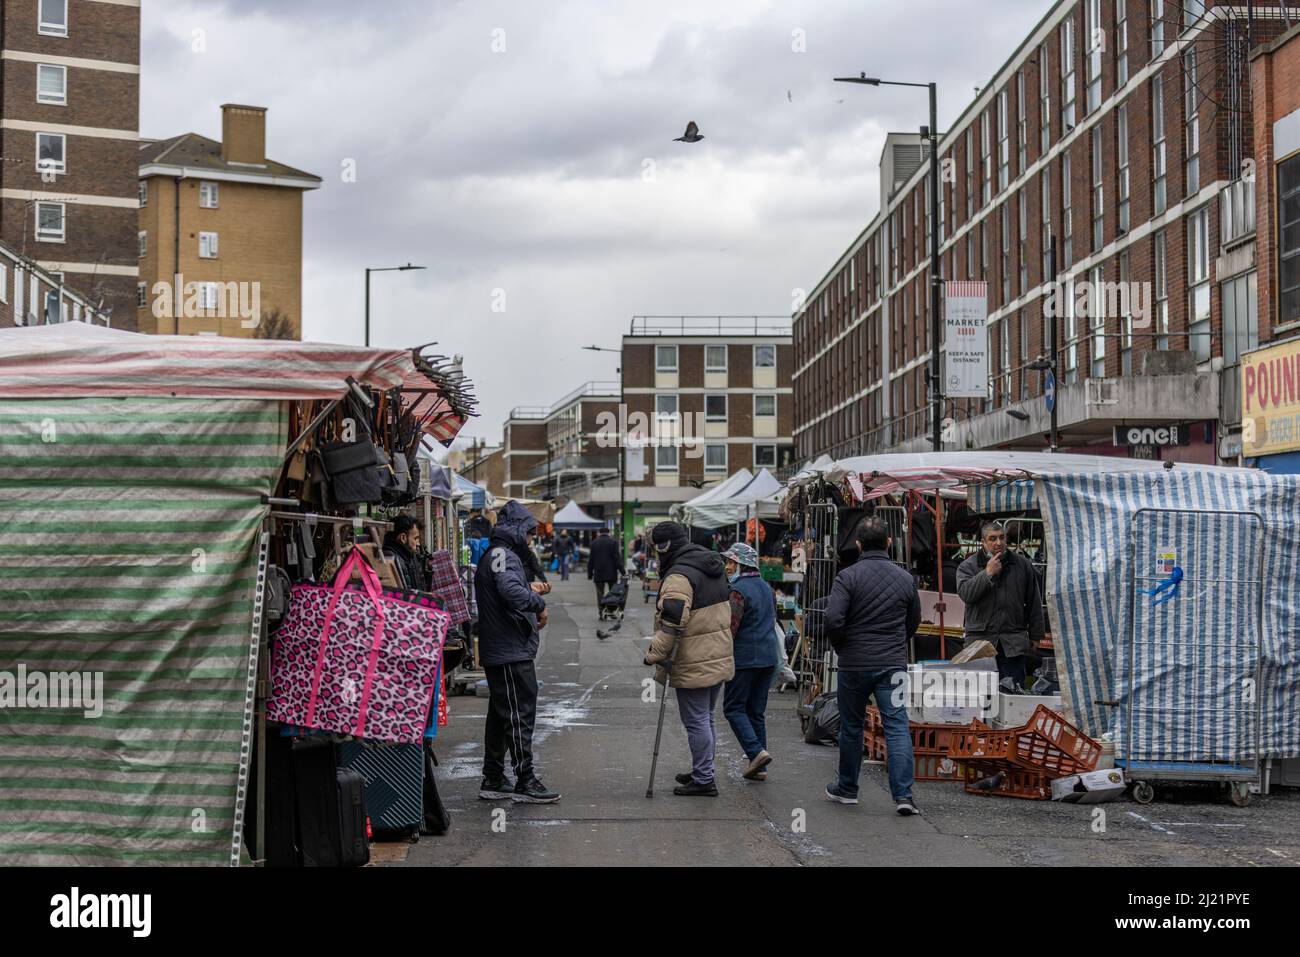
[0,397,284,865]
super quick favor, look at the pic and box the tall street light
[365,264,426,347]
[835,72,942,452]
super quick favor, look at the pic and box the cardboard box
[951,639,997,664]
[1051,768,1127,803]
[992,694,1064,729]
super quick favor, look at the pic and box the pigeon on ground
[674,121,704,143]
[971,770,1008,792]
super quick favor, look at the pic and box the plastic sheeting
[1037,469,1300,761]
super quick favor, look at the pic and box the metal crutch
[645,660,673,798]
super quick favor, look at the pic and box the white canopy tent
[553,500,605,530]
[671,468,754,526]
[677,468,786,528]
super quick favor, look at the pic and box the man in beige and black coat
[643,522,734,796]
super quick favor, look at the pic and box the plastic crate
[759,558,786,582]
[863,706,967,782]
[947,706,1098,777]
[959,761,1053,800]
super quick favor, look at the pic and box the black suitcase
[292,738,370,867]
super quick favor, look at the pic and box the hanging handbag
[382,451,414,505]
[319,440,388,505]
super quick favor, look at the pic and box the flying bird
[674,121,704,143]
[787,90,793,102]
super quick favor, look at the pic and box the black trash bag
[804,692,841,746]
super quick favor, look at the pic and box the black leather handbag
[319,439,388,505]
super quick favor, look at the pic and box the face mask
[728,571,742,584]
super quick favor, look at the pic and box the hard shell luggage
[292,738,370,867]
[338,741,424,836]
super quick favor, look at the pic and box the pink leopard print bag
[268,548,449,744]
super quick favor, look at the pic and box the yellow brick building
[137,105,321,338]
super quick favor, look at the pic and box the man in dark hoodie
[474,500,560,804]
[382,515,429,592]
[643,522,735,796]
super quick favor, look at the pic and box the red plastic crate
[947,706,1098,777]
[863,706,969,782]
[959,761,1053,800]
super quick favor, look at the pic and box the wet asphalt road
[402,576,1300,867]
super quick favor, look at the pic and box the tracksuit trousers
[482,659,539,783]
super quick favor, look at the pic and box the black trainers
[478,777,516,800]
[896,797,921,816]
[824,783,859,805]
[672,779,718,797]
[674,772,693,786]
[513,777,561,804]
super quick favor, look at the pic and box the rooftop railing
[628,315,793,337]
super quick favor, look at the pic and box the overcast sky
[141,0,1049,444]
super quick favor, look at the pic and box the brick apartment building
[500,381,621,510]
[622,316,794,532]
[794,0,1293,467]
[1243,21,1300,472]
[137,105,321,337]
[0,0,140,329]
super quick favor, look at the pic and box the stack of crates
[863,706,964,782]
[945,704,1101,799]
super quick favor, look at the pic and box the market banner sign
[944,281,989,398]
[1242,337,1300,457]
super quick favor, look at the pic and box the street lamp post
[835,73,942,452]
[365,263,426,347]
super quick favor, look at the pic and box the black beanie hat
[651,522,688,554]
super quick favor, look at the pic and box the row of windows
[652,393,779,419]
[654,343,777,373]
[136,280,230,310]
[0,260,88,324]
[139,181,221,209]
[138,230,220,261]
[652,443,781,473]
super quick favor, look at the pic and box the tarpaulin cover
[967,478,1036,513]
[0,325,413,399]
[1037,469,1300,761]
[0,397,284,865]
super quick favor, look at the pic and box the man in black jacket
[382,515,429,592]
[588,527,622,603]
[473,501,560,804]
[822,516,921,814]
[956,521,1045,690]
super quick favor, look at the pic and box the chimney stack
[221,104,267,165]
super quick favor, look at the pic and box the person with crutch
[642,522,733,797]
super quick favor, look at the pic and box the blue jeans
[558,556,570,581]
[723,667,776,760]
[836,667,914,801]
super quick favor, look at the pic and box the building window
[754,444,777,469]
[754,344,776,368]
[981,221,988,281]
[655,444,678,473]
[1117,103,1131,233]
[138,231,147,259]
[1152,75,1167,215]
[981,109,992,206]
[0,266,7,304]
[1151,0,1165,58]
[1187,206,1210,361]
[1064,277,1078,382]
[1116,0,1129,86]
[1281,153,1300,326]
[37,64,67,105]
[1039,39,1052,152]
[36,132,65,174]
[137,282,147,308]
[1061,152,1073,267]
[997,89,1010,191]
[965,128,975,219]
[1001,319,1012,401]
[36,202,65,242]
[139,181,148,208]
[202,282,223,310]
[655,345,677,373]
[1222,272,1259,365]
[1091,265,1106,377]
[1183,0,1205,30]
[754,394,776,418]
[1120,250,1133,375]
[1183,48,1200,195]
[1060,15,1077,132]
[705,394,727,422]
[655,393,678,420]
[1041,166,1053,281]
[1017,70,1028,174]
[1001,203,1011,304]
[1154,228,1169,349]
[705,344,727,373]
[704,444,727,472]
[14,267,23,321]
[1091,128,1104,252]
[200,181,220,209]
[1086,0,1103,114]
[1018,188,1028,295]
[199,232,219,258]
[39,0,67,37]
